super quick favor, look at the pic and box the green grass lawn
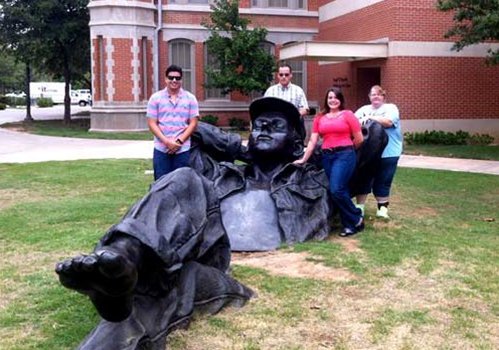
[0,160,497,349]
[404,144,499,161]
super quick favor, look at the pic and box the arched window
[169,39,195,92]
[204,44,228,100]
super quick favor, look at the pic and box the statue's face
[249,112,294,157]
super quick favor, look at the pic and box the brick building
[88,0,499,139]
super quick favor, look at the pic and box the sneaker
[355,218,365,232]
[339,227,357,237]
[340,219,364,237]
[376,206,389,219]
[355,204,365,216]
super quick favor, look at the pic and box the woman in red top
[295,87,364,236]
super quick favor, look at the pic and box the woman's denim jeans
[322,149,362,230]
[357,156,399,197]
[153,148,190,181]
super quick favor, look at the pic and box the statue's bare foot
[55,248,138,322]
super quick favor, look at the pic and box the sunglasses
[278,73,290,77]
[167,76,182,81]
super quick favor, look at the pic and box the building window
[286,60,305,91]
[169,39,194,92]
[204,45,228,100]
[251,41,276,100]
[252,0,304,9]
[281,41,306,94]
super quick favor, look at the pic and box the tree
[0,0,91,123]
[203,0,276,96]
[0,51,25,94]
[437,0,499,65]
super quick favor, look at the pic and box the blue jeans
[357,156,399,198]
[153,148,190,181]
[322,149,363,230]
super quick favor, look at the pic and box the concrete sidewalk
[0,128,151,163]
[0,128,498,175]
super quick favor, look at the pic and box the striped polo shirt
[146,88,199,153]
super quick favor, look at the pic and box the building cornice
[88,0,156,10]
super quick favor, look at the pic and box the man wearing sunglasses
[146,64,199,180]
[264,64,309,117]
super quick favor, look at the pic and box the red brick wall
[249,14,317,29]
[159,32,168,90]
[319,57,499,121]
[319,0,455,42]
[381,57,499,120]
[317,61,355,112]
[194,42,205,99]
[112,38,134,101]
[92,37,104,102]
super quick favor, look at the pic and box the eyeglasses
[278,73,290,77]
[167,76,182,81]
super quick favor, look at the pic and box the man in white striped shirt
[264,64,309,117]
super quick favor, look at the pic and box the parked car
[70,90,92,106]
[5,91,26,98]
[76,89,92,106]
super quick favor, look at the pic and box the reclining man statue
[55,97,385,349]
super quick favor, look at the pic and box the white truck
[30,82,66,104]
[30,82,92,106]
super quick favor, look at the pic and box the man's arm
[147,118,181,154]
[177,117,198,144]
[297,86,309,116]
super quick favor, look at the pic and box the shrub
[37,97,54,108]
[6,96,25,107]
[468,133,494,145]
[200,114,218,126]
[229,117,249,131]
[0,95,8,104]
[404,130,493,146]
[0,102,6,110]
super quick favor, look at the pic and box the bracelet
[175,138,184,145]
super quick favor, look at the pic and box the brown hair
[322,87,345,113]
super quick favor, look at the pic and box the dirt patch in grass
[332,236,362,252]
[170,259,498,349]
[232,251,356,282]
[0,189,44,210]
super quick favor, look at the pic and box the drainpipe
[153,0,163,92]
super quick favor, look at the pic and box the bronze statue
[55,97,386,349]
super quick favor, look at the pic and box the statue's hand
[359,116,370,126]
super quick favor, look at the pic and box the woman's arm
[294,132,320,165]
[352,130,364,149]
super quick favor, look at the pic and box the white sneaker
[376,206,389,219]
[355,204,365,216]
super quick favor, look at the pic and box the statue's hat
[249,97,306,141]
